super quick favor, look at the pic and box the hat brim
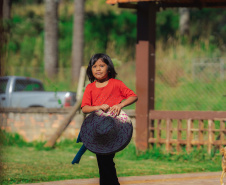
[80,110,133,155]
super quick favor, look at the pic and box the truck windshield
[0,79,8,94]
[14,79,44,92]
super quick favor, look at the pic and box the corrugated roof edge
[106,0,156,4]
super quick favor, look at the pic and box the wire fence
[192,58,224,81]
[4,57,226,111]
[155,57,226,111]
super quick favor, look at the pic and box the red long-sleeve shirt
[81,78,137,108]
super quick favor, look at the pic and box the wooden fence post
[76,66,86,100]
[156,119,161,147]
[198,120,204,149]
[177,119,182,153]
[166,119,172,152]
[208,120,214,154]
[220,120,225,146]
[186,119,192,153]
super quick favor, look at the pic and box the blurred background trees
[3,0,226,67]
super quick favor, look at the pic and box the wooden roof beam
[118,3,138,9]
[107,0,226,8]
[158,2,226,8]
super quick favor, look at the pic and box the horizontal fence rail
[149,111,226,154]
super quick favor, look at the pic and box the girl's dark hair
[87,53,117,82]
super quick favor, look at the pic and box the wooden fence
[148,111,226,154]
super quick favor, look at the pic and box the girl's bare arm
[82,104,110,114]
[109,96,138,116]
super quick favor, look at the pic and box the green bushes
[156,9,179,40]
[84,11,137,63]
[0,130,29,147]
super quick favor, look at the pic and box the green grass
[1,144,221,185]
[0,131,222,185]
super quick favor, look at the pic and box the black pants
[96,153,120,185]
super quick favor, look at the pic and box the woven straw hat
[80,109,133,155]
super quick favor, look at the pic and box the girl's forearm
[82,105,100,114]
[119,96,138,109]
[82,96,138,114]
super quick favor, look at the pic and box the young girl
[81,53,138,185]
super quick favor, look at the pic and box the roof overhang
[106,0,226,8]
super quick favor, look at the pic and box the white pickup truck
[0,76,76,108]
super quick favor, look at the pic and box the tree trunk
[0,0,4,76]
[44,97,83,148]
[71,0,85,82]
[44,0,59,79]
[3,0,11,19]
[0,0,6,76]
[179,8,190,36]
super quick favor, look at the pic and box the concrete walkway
[18,172,223,185]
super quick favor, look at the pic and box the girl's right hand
[99,104,110,112]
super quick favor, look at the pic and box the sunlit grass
[1,142,221,184]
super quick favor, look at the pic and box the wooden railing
[148,111,226,154]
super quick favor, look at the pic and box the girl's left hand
[109,104,122,116]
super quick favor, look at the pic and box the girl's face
[92,59,109,82]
